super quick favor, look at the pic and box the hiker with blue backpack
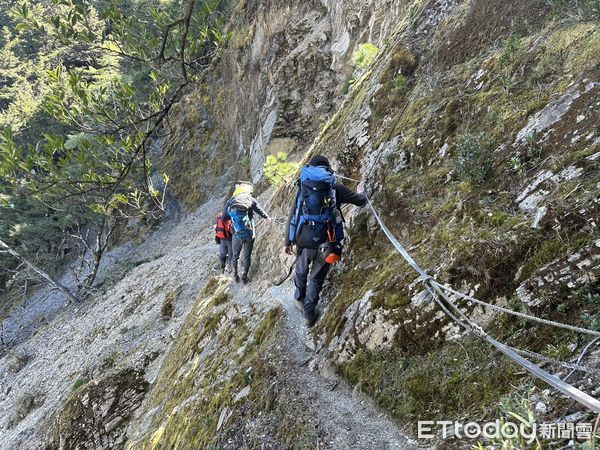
[284,155,367,327]
[224,182,271,284]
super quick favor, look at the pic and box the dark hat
[309,154,330,167]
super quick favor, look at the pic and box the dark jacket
[284,182,367,246]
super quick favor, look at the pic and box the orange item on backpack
[216,213,232,239]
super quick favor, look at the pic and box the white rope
[335,172,600,412]
[512,346,600,374]
[432,281,600,338]
[337,172,600,337]
[365,197,430,280]
[565,338,600,381]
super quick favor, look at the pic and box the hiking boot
[294,299,304,312]
[304,309,321,328]
[242,274,249,284]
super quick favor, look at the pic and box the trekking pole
[273,255,298,286]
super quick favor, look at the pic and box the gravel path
[0,199,221,449]
[261,284,420,449]
[0,194,420,449]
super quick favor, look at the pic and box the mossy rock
[128,273,284,449]
[341,340,523,426]
[51,368,149,449]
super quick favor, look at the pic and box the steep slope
[1,0,599,448]
[241,0,600,443]
[122,278,417,448]
[144,0,599,444]
[1,1,419,447]
[0,201,221,448]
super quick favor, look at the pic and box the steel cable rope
[425,259,600,408]
[431,281,600,338]
[377,208,600,374]
[335,172,600,412]
[510,346,600,374]
[335,173,600,337]
[565,338,600,381]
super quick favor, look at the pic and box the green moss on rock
[127,274,284,449]
[342,341,522,426]
[51,369,149,449]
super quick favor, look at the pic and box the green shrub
[556,302,569,314]
[579,283,600,305]
[497,35,523,69]
[582,313,600,332]
[392,74,407,92]
[352,43,379,69]
[453,133,495,184]
[263,152,299,187]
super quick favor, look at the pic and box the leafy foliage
[341,76,355,95]
[0,0,228,291]
[392,74,407,91]
[263,152,299,187]
[352,43,379,69]
[497,35,523,68]
[453,133,495,184]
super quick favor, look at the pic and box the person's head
[309,154,330,168]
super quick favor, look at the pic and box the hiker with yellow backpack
[224,182,271,284]
[284,155,367,327]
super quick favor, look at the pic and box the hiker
[224,182,271,284]
[284,155,367,327]
[214,211,233,274]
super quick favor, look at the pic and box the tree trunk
[83,218,111,288]
[0,239,78,304]
[85,252,102,288]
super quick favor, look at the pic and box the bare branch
[157,18,185,63]
[0,239,78,304]
[179,0,197,82]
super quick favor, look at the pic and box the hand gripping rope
[336,173,600,413]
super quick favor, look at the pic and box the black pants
[219,239,233,269]
[294,247,330,319]
[232,236,255,276]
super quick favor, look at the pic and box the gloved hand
[215,236,221,244]
[284,244,295,255]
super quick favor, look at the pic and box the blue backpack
[288,165,344,249]
[227,196,254,240]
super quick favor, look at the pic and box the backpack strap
[288,180,302,244]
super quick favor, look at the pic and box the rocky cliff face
[1,0,599,448]
[162,0,408,205]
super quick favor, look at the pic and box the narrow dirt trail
[239,281,420,449]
